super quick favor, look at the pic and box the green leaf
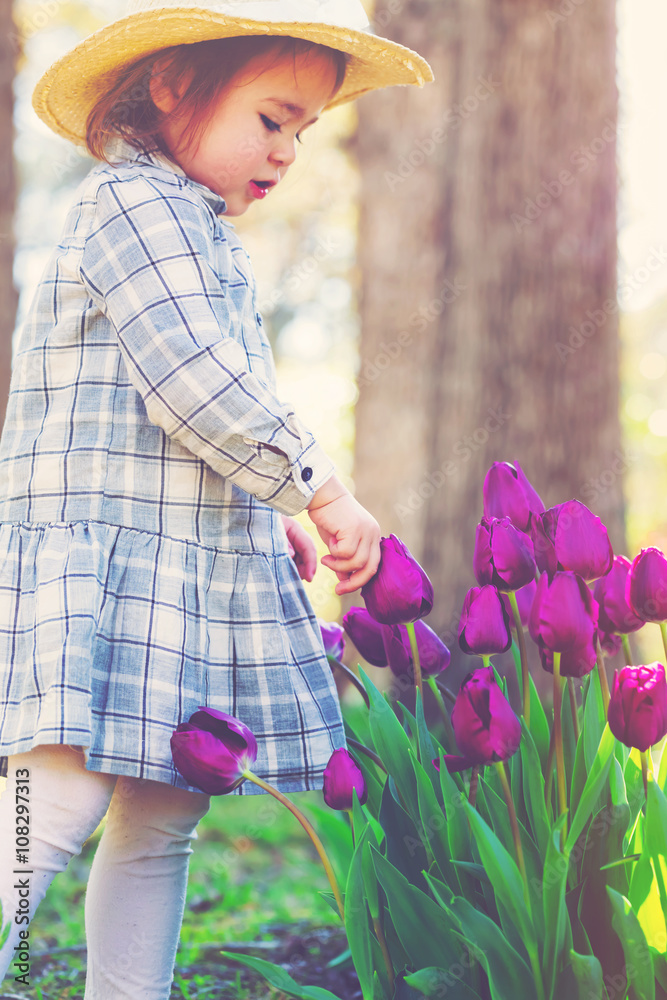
[542,815,569,1000]
[219,952,344,1000]
[436,753,471,895]
[565,724,615,855]
[512,648,551,771]
[379,775,429,888]
[629,848,667,955]
[448,895,536,1000]
[520,719,551,855]
[570,734,588,821]
[413,687,446,807]
[463,801,536,954]
[607,887,656,1000]
[359,666,420,824]
[370,846,462,971]
[411,753,455,886]
[645,778,667,926]
[554,951,605,1000]
[657,739,667,792]
[583,667,605,771]
[561,677,577,793]
[345,821,379,1000]
[403,967,481,999]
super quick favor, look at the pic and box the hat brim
[32,7,434,145]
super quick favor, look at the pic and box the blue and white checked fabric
[0,142,345,793]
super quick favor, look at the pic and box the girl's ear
[149,56,193,113]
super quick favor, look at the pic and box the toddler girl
[0,1,432,994]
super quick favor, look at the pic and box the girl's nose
[270,134,298,169]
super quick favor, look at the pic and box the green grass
[1,788,348,998]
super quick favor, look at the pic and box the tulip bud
[473,516,536,592]
[599,630,622,657]
[593,555,644,635]
[382,620,451,679]
[432,666,521,773]
[528,570,598,654]
[361,534,434,625]
[483,461,545,532]
[625,547,667,623]
[458,585,512,655]
[607,663,667,751]
[318,619,346,661]
[342,607,388,667]
[540,500,613,582]
[170,707,258,794]
[323,747,368,809]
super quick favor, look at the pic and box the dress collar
[104,138,228,217]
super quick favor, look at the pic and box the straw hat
[32,0,434,146]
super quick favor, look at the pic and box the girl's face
[152,49,339,216]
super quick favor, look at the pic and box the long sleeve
[78,171,333,517]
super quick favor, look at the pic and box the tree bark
[353,0,622,667]
[0,0,18,432]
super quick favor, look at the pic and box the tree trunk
[0,0,18,431]
[353,0,621,669]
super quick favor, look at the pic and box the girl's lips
[249,180,272,199]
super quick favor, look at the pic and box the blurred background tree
[353,0,622,677]
[0,0,18,431]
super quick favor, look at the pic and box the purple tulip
[538,637,598,678]
[607,663,667,751]
[342,607,388,667]
[458,585,512,655]
[625,547,667,623]
[483,461,545,532]
[318,619,346,661]
[431,666,522,773]
[361,534,434,625]
[593,556,644,635]
[171,707,257,794]
[382,620,451,679]
[502,579,537,630]
[540,500,614,582]
[473,515,536,592]
[528,570,598,654]
[322,747,368,809]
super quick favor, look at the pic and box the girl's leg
[0,744,118,983]
[84,774,211,1000]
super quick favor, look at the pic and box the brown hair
[86,35,349,163]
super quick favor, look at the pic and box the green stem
[660,622,667,664]
[553,653,568,843]
[346,737,388,775]
[640,750,650,801]
[596,643,611,713]
[567,677,580,742]
[329,658,370,708]
[469,765,480,809]
[494,762,546,1000]
[621,632,633,667]
[544,722,556,813]
[507,591,530,726]
[428,677,457,751]
[243,770,344,922]
[482,654,491,669]
[405,620,423,702]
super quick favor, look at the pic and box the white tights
[0,743,211,998]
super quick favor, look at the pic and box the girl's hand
[307,475,381,595]
[282,515,318,582]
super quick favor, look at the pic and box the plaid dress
[0,142,346,795]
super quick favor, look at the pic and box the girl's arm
[78,171,332,517]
